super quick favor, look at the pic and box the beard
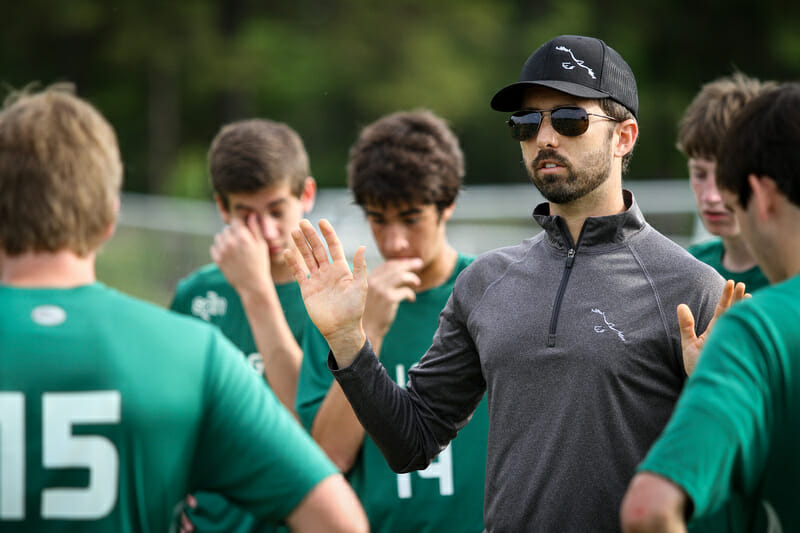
[527,144,613,205]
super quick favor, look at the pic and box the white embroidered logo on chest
[591,308,627,342]
[555,46,597,79]
[191,290,228,321]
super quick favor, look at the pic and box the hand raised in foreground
[679,279,750,376]
[284,219,368,366]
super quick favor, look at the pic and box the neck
[549,177,626,245]
[1,250,97,287]
[719,234,759,273]
[417,244,458,293]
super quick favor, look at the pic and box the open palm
[678,280,749,376]
[285,219,368,362]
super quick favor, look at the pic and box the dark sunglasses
[507,106,620,141]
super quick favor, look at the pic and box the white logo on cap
[31,305,67,326]
[555,46,596,80]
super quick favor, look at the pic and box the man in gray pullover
[285,35,735,532]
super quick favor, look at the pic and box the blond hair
[0,84,122,256]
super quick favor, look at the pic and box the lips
[534,150,569,171]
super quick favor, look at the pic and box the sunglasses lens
[550,107,589,137]
[508,112,542,141]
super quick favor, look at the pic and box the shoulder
[174,263,227,294]
[461,237,540,281]
[634,229,724,284]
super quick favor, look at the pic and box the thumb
[677,304,697,345]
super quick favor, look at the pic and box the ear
[300,177,317,214]
[748,174,780,223]
[614,119,638,159]
[439,203,456,224]
[103,196,121,242]
[214,193,232,224]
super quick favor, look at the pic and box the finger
[210,244,220,264]
[246,213,264,243]
[180,512,195,533]
[284,245,310,283]
[293,221,320,272]
[395,286,417,303]
[300,219,329,268]
[733,281,747,302]
[318,218,347,263]
[677,303,697,345]
[713,280,736,319]
[352,245,368,284]
[398,271,422,289]
[186,494,197,508]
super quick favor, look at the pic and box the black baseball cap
[490,35,638,119]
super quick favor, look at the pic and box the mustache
[532,149,569,170]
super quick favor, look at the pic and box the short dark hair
[208,119,309,209]
[677,72,776,160]
[347,110,464,212]
[717,82,800,208]
[598,97,636,173]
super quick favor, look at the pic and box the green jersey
[688,239,769,292]
[170,263,309,533]
[638,274,800,532]
[0,283,337,532]
[297,254,488,533]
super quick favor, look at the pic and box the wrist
[326,326,367,367]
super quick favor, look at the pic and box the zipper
[547,225,582,347]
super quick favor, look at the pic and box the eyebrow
[232,198,288,211]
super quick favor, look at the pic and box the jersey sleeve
[191,328,338,522]
[295,318,334,432]
[638,302,779,519]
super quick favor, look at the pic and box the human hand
[284,219,368,364]
[363,258,423,348]
[679,279,749,376]
[179,494,197,533]
[210,214,271,295]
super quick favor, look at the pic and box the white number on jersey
[394,365,455,499]
[0,391,121,520]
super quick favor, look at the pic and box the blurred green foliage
[3,0,798,197]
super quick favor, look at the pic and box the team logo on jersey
[555,46,597,79]
[31,305,67,326]
[591,308,627,342]
[191,291,228,321]
[246,352,264,374]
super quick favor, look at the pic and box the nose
[701,179,723,205]
[535,114,559,149]
[381,224,409,256]
[259,215,280,241]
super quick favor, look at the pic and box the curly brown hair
[347,110,464,212]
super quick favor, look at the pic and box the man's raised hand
[284,219,368,366]
[679,279,749,376]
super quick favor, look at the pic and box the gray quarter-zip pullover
[332,191,725,532]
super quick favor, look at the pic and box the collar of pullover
[531,189,646,251]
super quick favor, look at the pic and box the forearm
[330,341,447,473]
[310,382,366,472]
[238,283,302,413]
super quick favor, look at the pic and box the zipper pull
[566,248,576,267]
